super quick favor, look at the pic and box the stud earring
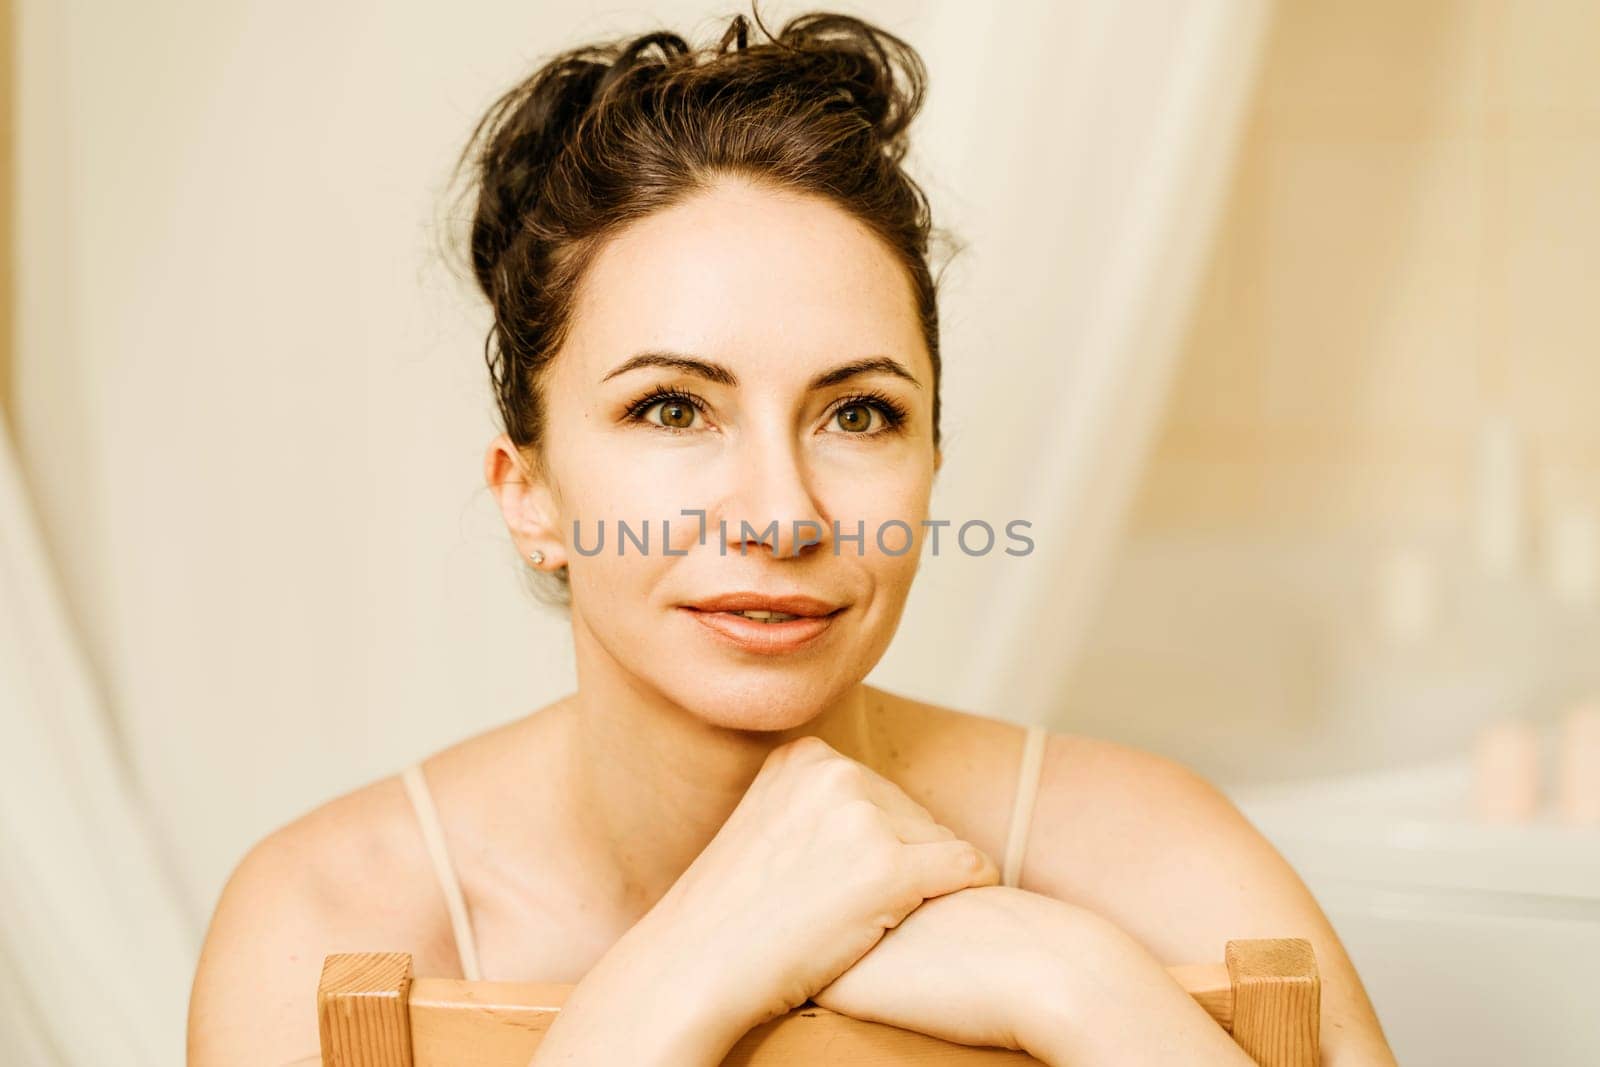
[529,549,546,566]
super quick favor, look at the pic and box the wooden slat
[318,953,414,1067]
[321,941,1320,1066]
[1226,939,1320,1067]
[407,980,564,1067]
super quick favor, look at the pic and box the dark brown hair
[450,5,953,601]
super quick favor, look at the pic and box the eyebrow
[600,351,922,392]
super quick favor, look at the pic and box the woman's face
[503,178,940,731]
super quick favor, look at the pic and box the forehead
[559,179,928,384]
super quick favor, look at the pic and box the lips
[678,591,847,655]
[680,605,841,654]
[681,592,843,618]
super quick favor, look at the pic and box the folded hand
[809,883,1073,1052]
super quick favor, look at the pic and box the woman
[188,9,1397,1065]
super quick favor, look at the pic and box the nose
[719,429,829,561]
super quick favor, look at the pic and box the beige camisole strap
[401,722,1050,982]
[400,762,483,981]
[1001,723,1050,889]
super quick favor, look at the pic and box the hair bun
[769,11,926,160]
[455,46,617,301]
[453,9,926,299]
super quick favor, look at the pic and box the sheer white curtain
[0,408,196,1065]
[3,1,1271,1062]
[892,0,1274,718]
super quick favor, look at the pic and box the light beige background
[1066,0,1600,780]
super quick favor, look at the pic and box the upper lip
[682,592,844,617]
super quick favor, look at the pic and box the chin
[668,671,854,734]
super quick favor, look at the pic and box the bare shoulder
[866,689,1215,884]
[1020,729,1397,1063]
[186,770,456,1066]
[1026,731,1303,931]
[1017,730,1299,958]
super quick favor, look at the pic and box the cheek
[819,448,933,516]
[546,424,689,541]
[817,461,933,573]
[540,435,686,622]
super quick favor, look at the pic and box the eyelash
[621,386,910,436]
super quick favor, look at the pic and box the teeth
[734,609,801,622]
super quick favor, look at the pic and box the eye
[833,403,878,433]
[624,387,708,432]
[646,396,699,430]
[824,392,909,436]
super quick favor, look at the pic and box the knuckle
[790,734,833,757]
[825,758,864,783]
[764,735,821,774]
[814,757,865,792]
[770,735,808,761]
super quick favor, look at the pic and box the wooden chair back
[318,937,1318,1066]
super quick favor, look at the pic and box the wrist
[1000,901,1101,1062]
[1003,902,1154,1064]
[1007,906,1254,1067]
[535,915,754,1065]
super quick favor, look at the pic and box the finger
[899,838,1001,901]
[883,808,956,845]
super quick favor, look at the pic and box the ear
[483,433,565,567]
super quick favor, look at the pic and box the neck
[553,622,885,932]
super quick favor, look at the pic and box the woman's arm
[813,881,1389,1067]
[811,737,1399,1065]
[524,905,760,1066]
[1008,902,1260,1066]
[808,884,1254,1064]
